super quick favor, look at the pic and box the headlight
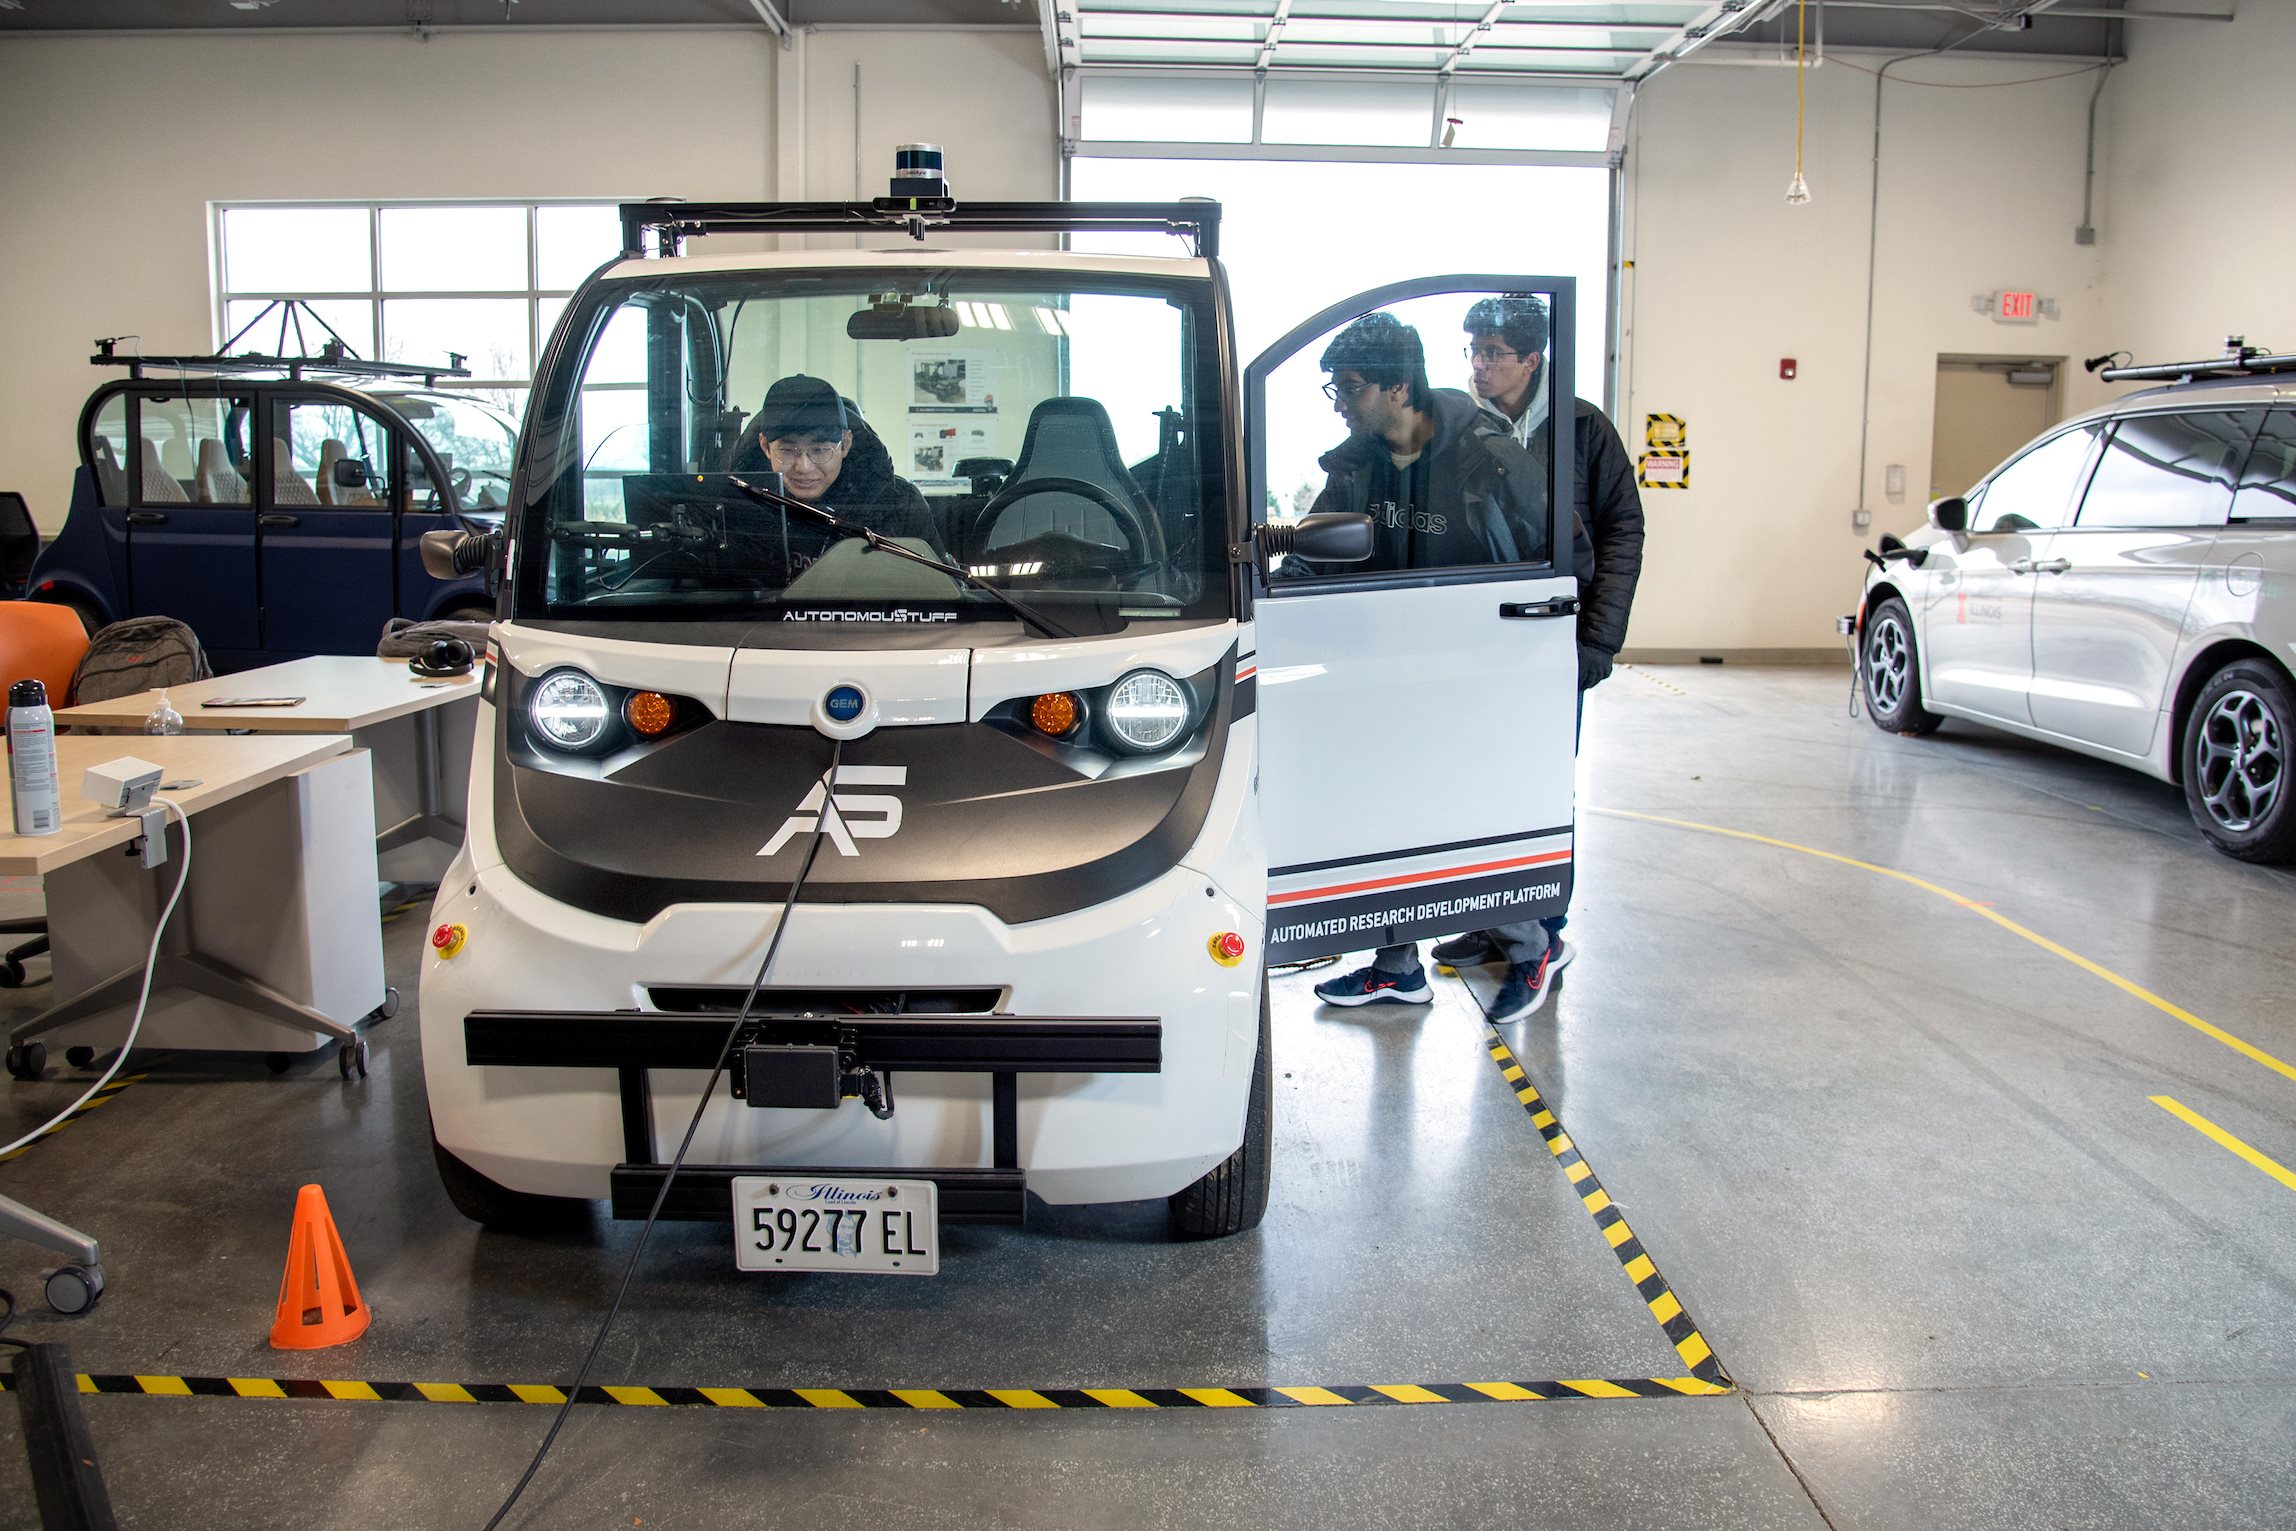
[531,668,609,750]
[1103,670,1190,753]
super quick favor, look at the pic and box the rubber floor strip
[0,1073,147,1166]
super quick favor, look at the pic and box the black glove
[1577,643,1615,691]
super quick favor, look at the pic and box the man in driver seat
[731,374,942,553]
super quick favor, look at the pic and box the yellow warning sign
[1637,452,1688,490]
[1644,413,1687,452]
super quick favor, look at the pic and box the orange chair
[0,601,91,709]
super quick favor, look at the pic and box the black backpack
[68,617,214,706]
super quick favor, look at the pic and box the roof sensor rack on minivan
[2098,334,2296,384]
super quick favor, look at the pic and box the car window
[1970,425,2099,534]
[2075,410,2257,529]
[139,395,252,507]
[89,395,129,506]
[277,400,396,509]
[2231,407,2296,522]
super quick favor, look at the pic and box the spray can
[7,679,63,835]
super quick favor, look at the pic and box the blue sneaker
[1485,944,1563,1024]
[1314,963,1432,1007]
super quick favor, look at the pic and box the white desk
[56,655,479,861]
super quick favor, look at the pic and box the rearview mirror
[1927,495,1969,533]
[331,458,371,489]
[1256,512,1373,566]
[846,301,961,341]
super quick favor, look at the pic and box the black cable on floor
[482,739,846,1531]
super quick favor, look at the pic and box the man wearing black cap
[732,374,939,549]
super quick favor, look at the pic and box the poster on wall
[910,352,998,414]
[909,419,997,495]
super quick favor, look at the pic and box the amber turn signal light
[624,691,677,737]
[1031,692,1081,737]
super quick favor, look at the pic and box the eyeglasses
[1464,346,1523,364]
[1321,379,1376,402]
[766,439,845,466]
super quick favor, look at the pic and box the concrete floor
[2,663,2293,1529]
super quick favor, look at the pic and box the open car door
[1249,276,1581,966]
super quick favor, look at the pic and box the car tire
[36,593,104,638]
[431,1119,592,1231]
[1861,597,1942,736]
[1167,984,1272,1239]
[2180,659,2296,864]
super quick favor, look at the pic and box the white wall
[788,28,1056,208]
[1618,53,2118,658]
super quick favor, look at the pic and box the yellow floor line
[1589,808,2296,1087]
[2150,1096,2296,1194]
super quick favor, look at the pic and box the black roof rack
[617,198,1221,261]
[2099,336,2296,384]
[91,299,473,385]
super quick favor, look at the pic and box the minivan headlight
[531,668,610,750]
[1103,670,1190,753]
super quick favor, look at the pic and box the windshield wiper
[725,474,1075,640]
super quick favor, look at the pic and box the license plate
[731,1176,939,1276]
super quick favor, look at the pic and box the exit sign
[1996,290,2038,324]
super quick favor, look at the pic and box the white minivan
[419,189,1582,1267]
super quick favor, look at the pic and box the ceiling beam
[1254,0,1292,71]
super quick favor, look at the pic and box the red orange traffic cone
[268,1183,372,1350]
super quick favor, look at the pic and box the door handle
[1500,597,1580,620]
[257,513,301,528]
[2007,558,2035,574]
[2032,558,2071,574]
[124,511,167,526]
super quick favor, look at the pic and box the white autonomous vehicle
[421,171,1583,1269]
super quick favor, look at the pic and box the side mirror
[331,458,371,489]
[1927,496,1969,533]
[1256,512,1373,566]
[420,526,503,582]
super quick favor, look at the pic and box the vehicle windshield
[378,390,519,513]
[511,265,1226,632]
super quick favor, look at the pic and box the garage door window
[2075,410,2257,529]
[1971,425,2098,533]
[2232,409,2296,522]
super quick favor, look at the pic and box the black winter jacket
[1502,398,1645,656]
[727,405,944,557]
[1308,389,1549,571]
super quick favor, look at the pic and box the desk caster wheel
[45,1263,104,1316]
[339,1038,369,1080]
[5,1041,46,1081]
[264,1052,294,1075]
[368,987,400,1024]
[0,956,24,989]
[66,1045,97,1071]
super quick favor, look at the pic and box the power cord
[482,741,846,1530]
[0,799,189,1159]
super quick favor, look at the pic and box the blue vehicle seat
[271,439,320,506]
[196,440,248,505]
[137,439,188,504]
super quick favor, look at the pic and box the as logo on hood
[759,766,909,857]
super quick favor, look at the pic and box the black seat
[970,399,1162,560]
[0,493,37,599]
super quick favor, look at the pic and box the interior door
[1920,423,2101,726]
[259,397,399,657]
[126,391,262,657]
[2028,408,2256,756]
[1250,277,1580,966]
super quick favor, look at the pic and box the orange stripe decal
[1269,849,1572,905]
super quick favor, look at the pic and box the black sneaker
[1431,932,1501,972]
[1314,964,1433,1007]
[1484,948,1558,1024]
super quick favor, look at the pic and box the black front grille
[645,985,1003,1016]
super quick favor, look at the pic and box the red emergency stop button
[1208,931,1246,967]
[433,923,468,959]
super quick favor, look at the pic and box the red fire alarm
[1780,358,1798,380]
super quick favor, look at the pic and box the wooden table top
[55,655,478,734]
[0,732,352,876]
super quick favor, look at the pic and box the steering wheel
[968,476,1153,570]
[449,466,473,496]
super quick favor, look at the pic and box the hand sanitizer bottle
[144,689,185,736]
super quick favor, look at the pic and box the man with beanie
[731,374,941,555]
[1300,313,1556,1017]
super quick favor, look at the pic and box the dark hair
[1319,313,1430,410]
[1463,295,1550,360]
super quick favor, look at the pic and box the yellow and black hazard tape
[0,1373,1728,1409]
[1618,664,1691,698]
[0,1072,146,1166]
[1483,1028,1729,1388]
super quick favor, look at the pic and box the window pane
[140,395,252,507]
[1972,427,2098,534]
[384,298,531,381]
[277,400,394,507]
[1445,84,1617,152]
[222,207,372,294]
[90,395,129,505]
[2077,411,2254,529]
[380,205,529,292]
[537,205,624,290]
[1080,75,1256,143]
[224,298,375,360]
[2233,409,2296,520]
[1262,78,1434,146]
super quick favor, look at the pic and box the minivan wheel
[2181,660,2296,864]
[1168,985,1272,1239]
[1861,597,1942,736]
